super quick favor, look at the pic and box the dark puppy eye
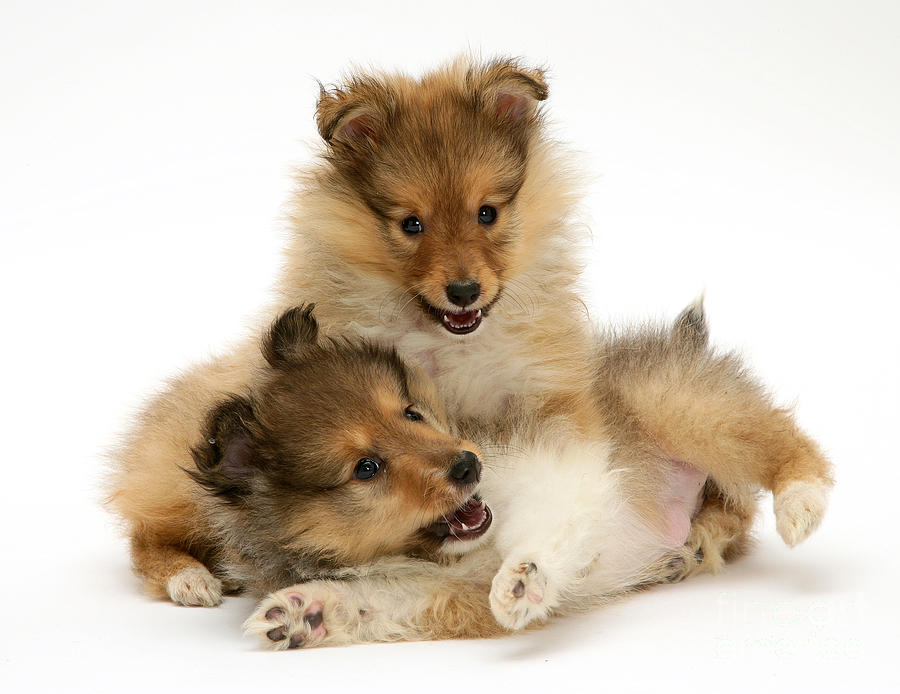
[404,406,423,422]
[354,458,381,480]
[401,216,423,234]
[477,206,497,225]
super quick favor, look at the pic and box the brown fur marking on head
[180,307,484,593]
[309,57,554,318]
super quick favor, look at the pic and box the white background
[1,1,898,692]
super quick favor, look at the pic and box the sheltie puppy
[106,305,491,609]
[245,300,831,648]
[109,56,833,648]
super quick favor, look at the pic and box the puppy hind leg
[687,485,757,573]
[647,484,758,584]
[599,305,833,548]
[130,536,223,607]
[773,477,830,547]
[487,501,611,631]
[483,441,622,631]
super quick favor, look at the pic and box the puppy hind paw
[640,544,704,585]
[245,589,328,651]
[166,566,223,607]
[774,480,830,547]
[489,561,553,631]
[663,544,704,583]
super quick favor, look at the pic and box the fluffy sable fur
[107,56,833,647]
[107,305,490,603]
[248,301,832,647]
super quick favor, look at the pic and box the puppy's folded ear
[469,58,548,122]
[262,303,319,368]
[316,77,391,148]
[188,396,259,502]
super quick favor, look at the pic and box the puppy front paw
[489,560,553,630]
[774,480,830,547]
[245,587,332,650]
[166,566,223,607]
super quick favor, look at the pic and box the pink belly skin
[660,460,708,549]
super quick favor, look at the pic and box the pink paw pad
[285,593,328,642]
[262,593,327,649]
[515,563,544,604]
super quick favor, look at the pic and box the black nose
[449,451,481,485]
[446,280,481,308]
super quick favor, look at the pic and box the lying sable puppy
[106,306,491,611]
[244,301,833,649]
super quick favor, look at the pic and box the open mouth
[418,300,491,335]
[425,495,493,542]
[441,308,483,335]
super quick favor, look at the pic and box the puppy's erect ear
[188,396,259,502]
[262,304,319,368]
[470,58,548,122]
[316,77,391,147]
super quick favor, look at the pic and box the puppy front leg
[245,561,503,649]
[489,555,565,631]
[481,439,628,631]
[130,535,225,607]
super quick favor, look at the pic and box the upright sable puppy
[107,306,491,606]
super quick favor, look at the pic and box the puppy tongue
[448,497,486,530]
[424,497,492,541]
[443,310,479,330]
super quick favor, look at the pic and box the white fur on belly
[481,433,673,599]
